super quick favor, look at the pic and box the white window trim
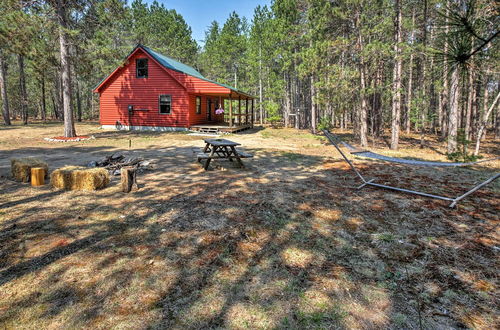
[196,96,202,114]
[159,94,172,115]
[136,58,148,78]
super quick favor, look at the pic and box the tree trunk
[41,76,46,121]
[53,71,61,119]
[259,45,263,125]
[310,74,316,133]
[465,66,474,140]
[18,54,28,125]
[441,2,450,138]
[390,0,402,150]
[371,63,383,137]
[476,72,489,140]
[293,72,300,129]
[76,76,82,122]
[447,65,460,153]
[356,12,368,147]
[471,77,481,139]
[406,55,414,134]
[474,91,500,155]
[57,0,76,137]
[51,94,57,119]
[233,68,237,89]
[429,28,437,134]
[441,63,449,138]
[419,0,428,148]
[284,72,290,127]
[0,50,11,125]
[405,9,416,134]
[495,102,500,139]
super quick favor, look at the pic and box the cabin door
[207,99,212,121]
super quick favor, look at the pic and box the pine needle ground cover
[0,123,498,329]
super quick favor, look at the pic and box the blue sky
[141,0,271,46]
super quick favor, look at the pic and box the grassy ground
[0,122,499,329]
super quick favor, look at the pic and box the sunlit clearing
[281,247,316,268]
[226,303,275,329]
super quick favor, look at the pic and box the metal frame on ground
[323,130,499,208]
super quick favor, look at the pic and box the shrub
[265,101,282,127]
[446,129,481,162]
[318,117,332,131]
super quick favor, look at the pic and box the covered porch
[190,91,255,134]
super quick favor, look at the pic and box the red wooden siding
[99,49,189,128]
[188,94,206,126]
[97,46,249,128]
[188,95,224,126]
[168,69,231,95]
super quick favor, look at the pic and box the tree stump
[31,167,46,186]
[121,166,138,193]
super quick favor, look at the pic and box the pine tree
[391,0,403,150]
[0,50,10,125]
[54,0,76,137]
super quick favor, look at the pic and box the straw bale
[11,158,49,183]
[51,166,110,191]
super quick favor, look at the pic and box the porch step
[190,124,252,134]
[198,128,220,133]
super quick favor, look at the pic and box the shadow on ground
[0,141,498,329]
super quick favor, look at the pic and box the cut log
[31,167,46,186]
[121,166,138,193]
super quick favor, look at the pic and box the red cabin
[93,45,254,133]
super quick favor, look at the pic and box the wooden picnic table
[197,138,252,170]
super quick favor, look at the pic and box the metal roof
[141,46,253,98]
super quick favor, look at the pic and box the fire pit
[87,153,152,176]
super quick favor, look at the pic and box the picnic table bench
[197,138,253,170]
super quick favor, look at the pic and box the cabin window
[136,58,148,78]
[159,95,171,114]
[196,96,201,114]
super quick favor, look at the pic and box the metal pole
[449,173,500,207]
[365,182,454,201]
[323,130,366,183]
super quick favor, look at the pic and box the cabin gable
[99,48,189,128]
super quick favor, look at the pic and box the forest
[0,0,498,154]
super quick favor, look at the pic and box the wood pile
[88,153,152,175]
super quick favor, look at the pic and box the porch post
[229,95,233,127]
[218,96,222,123]
[251,99,254,128]
[245,98,249,125]
[238,96,241,126]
